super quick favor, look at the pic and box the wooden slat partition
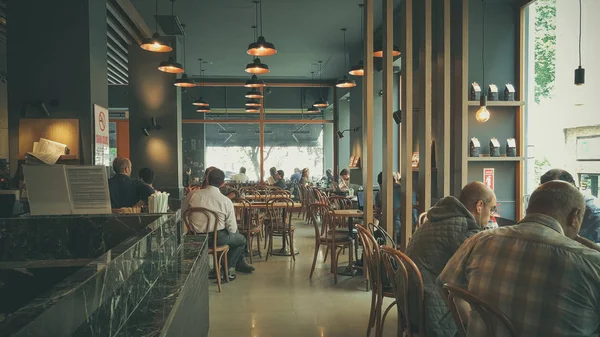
[400,0,414,250]
[419,0,433,213]
[515,5,526,218]
[381,0,395,233]
[362,0,375,227]
[442,0,451,197]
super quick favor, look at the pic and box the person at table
[232,167,249,183]
[274,170,287,190]
[290,168,301,183]
[541,169,600,244]
[138,167,155,189]
[299,168,311,186]
[182,168,255,280]
[266,167,277,185]
[338,169,351,191]
[374,172,407,238]
[437,180,600,336]
[403,181,495,337]
[108,157,155,209]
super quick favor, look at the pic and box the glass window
[204,123,260,182]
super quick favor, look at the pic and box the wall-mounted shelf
[468,101,525,107]
[467,156,524,162]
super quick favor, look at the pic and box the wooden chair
[183,207,230,292]
[265,197,296,261]
[442,283,518,337]
[380,246,425,337]
[233,197,261,264]
[328,195,353,210]
[416,212,428,231]
[307,203,354,284]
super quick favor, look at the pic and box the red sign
[98,111,106,132]
[483,168,495,190]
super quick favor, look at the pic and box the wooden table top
[330,209,363,217]
[242,194,295,200]
[233,202,302,209]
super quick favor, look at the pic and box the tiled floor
[208,218,398,337]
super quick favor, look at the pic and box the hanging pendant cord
[198,59,203,88]
[171,0,175,33]
[182,25,187,69]
[259,0,264,36]
[255,1,260,38]
[154,0,158,33]
[342,28,348,70]
[578,0,582,67]
[482,0,485,89]
[360,4,364,48]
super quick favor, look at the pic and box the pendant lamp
[313,62,329,108]
[158,57,184,73]
[373,45,401,58]
[245,89,263,99]
[336,28,357,88]
[245,99,261,107]
[246,107,260,113]
[247,0,277,56]
[574,0,585,85]
[349,3,365,76]
[245,74,266,88]
[174,24,195,88]
[308,106,320,113]
[197,106,211,113]
[140,0,172,52]
[475,0,490,123]
[193,61,210,107]
[245,58,270,74]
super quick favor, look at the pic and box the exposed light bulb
[476,106,490,123]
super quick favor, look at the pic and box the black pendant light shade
[349,60,365,76]
[313,98,328,108]
[174,74,195,87]
[373,44,401,58]
[308,106,320,113]
[245,107,260,113]
[245,58,270,74]
[141,33,173,53]
[245,89,263,99]
[245,99,261,107]
[247,36,277,57]
[574,0,585,86]
[193,97,209,107]
[245,74,266,88]
[197,106,211,113]
[336,76,357,88]
[158,57,184,73]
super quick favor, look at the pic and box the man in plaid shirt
[438,180,600,336]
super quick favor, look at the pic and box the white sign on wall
[94,104,110,166]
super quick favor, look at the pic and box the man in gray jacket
[403,181,496,337]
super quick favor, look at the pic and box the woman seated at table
[299,168,311,186]
[266,167,277,185]
[338,169,351,191]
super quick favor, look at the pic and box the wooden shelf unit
[467,156,524,162]
[467,100,525,107]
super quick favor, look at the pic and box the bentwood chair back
[233,198,261,263]
[357,225,383,337]
[265,197,296,261]
[183,207,230,292]
[328,196,353,210]
[380,246,425,337]
[442,284,517,337]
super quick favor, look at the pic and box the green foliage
[533,0,557,104]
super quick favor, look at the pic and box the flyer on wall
[94,104,110,166]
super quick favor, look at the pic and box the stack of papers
[148,191,170,213]
[26,138,67,165]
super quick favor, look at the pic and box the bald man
[438,181,600,336]
[541,169,600,244]
[108,157,155,208]
[403,182,496,337]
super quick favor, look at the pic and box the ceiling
[130,0,390,80]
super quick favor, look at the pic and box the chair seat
[240,226,261,234]
[271,226,295,233]
[208,245,229,253]
[320,234,353,244]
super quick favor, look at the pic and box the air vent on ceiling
[155,15,184,35]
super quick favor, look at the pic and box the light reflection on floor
[208,218,398,337]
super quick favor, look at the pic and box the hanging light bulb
[245,99,261,107]
[158,57,184,73]
[336,28,357,88]
[245,89,263,99]
[313,62,329,107]
[245,58,270,74]
[475,96,490,123]
[245,74,266,88]
[140,0,172,52]
[350,4,365,76]
[247,1,277,56]
[193,61,209,106]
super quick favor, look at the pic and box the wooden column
[441,0,451,197]
[381,0,394,234]
[259,87,265,182]
[418,0,433,212]
[400,0,414,249]
[363,0,375,226]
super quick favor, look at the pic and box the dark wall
[7,0,108,173]
[108,85,129,110]
[128,37,183,198]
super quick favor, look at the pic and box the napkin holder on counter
[148,191,170,213]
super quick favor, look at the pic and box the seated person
[541,169,600,243]
[139,167,155,188]
[438,181,600,336]
[274,170,287,190]
[299,168,311,186]
[266,167,277,185]
[405,182,495,337]
[375,172,404,238]
[182,168,254,280]
[338,169,351,191]
[232,167,249,183]
[290,168,301,183]
[108,157,155,209]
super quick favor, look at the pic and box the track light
[336,127,360,138]
[142,117,162,136]
[393,110,401,124]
